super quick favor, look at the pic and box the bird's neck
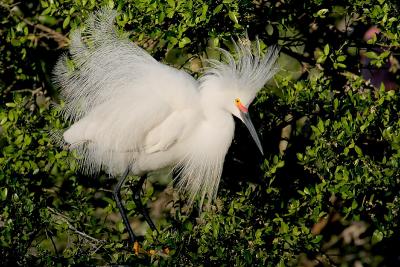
[200,86,229,119]
[198,90,235,145]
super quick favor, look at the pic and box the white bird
[53,8,279,246]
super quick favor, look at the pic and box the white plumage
[54,8,279,208]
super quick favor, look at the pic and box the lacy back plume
[52,8,160,175]
[53,8,157,123]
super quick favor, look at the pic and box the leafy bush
[1,0,399,266]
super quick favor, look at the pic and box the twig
[2,81,16,95]
[22,18,70,48]
[48,207,105,245]
[0,2,21,9]
[98,187,113,193]
[281,47,314,64]
[11,87,42,95]
[69,225,103,243]
[2,2,69,48]
[279,114,293,155]
[45,229,60,257]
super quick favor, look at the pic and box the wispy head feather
[202,37,279,105]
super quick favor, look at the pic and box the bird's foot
[151,246,170,256]
[133,241,140,255]
[132,241,170,257]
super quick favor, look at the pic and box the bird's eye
[235,98,240,104]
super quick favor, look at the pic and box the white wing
[54,9,199,175]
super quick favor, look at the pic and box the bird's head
[200,38,279,155]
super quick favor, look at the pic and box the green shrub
[1,0,399,266]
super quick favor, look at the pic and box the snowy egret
[53,8,279,247]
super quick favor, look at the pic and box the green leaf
[116,220,125,233]
[228,11,239,24]
[354,145,363,156]
[334,98,339,110]
[365,51,378,59]
[312,235,323,243]
[213,4,223,15]
[8,111,15,122]
[315,8,329,18]
[337,55,346,62]
[179,37,191,48]
[5,103,16,108]
[167,0,175,8]
[63,16,70,29]
[334,62,346,69]
[1,188,8,201]
[372,230,384,245]
[317,119,324,133]
[323,44,330,55]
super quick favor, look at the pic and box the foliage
[1,0,400,266]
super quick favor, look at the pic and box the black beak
[240,111,264,155]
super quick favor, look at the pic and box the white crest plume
[53,8,279,209]
[203,37,279,106]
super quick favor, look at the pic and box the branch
[279,114,293,155]
[281,47,315,64]
[22,18,70,48]
[47,207,105,245]
[2,2,69,48]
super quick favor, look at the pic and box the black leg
[113,168,136,243]
[131,175,158,233]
